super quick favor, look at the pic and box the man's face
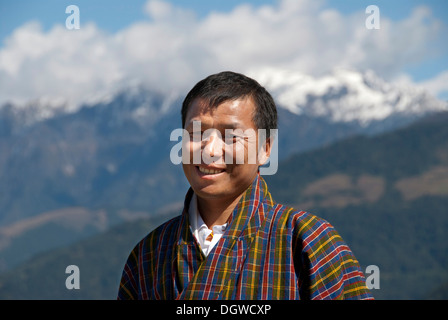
[182,97,270,202]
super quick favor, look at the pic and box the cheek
[183,140,202,164]
[228,142,245,164]
[230,140,258,165]
[232,142,246,164]
[187,141,201,153]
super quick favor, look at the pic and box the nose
[202,130,223,163]
[204,134,218,156]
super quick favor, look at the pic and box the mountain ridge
[2,69,447,129]
[252,68,448,125]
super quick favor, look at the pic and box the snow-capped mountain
[252,68,448,126]
[0,84,181,136]
[2,68,447,131]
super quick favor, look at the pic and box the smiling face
[182,96,270,203]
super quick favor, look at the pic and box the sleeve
[117,245,140,300]
[294,213,374,300]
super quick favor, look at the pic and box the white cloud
[0,0,446,109]
[0,21,124,110]
[417,70,448,100]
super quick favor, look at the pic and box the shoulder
[123,215,183,270]
[272,204,373,299]
[136,215,183,251]
[269,203,337,240]
[118,215,183,300]
[269,203,350,260]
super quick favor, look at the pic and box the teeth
[198,167,224,174]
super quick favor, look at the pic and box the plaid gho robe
[118,174,373,300]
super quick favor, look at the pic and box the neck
[196,194,243,228]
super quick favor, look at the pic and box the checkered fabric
[117,174,373,300]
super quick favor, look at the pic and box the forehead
[184,97,256,128]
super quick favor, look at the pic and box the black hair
[181,71,277,138]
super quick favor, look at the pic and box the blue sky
[0,0,447,106]
[2,1,447,41]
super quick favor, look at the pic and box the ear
[257,136,273,166]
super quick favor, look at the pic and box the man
[117,71,373,300]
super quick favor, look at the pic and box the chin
[192,185,228,198]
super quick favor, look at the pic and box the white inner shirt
[189,193,227,257]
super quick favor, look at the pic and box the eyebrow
[185,120,242,130]
[219,122,242,130]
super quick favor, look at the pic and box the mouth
[197,166,225,175]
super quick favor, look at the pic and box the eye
[225,133,244,144]
[189,131,203,140]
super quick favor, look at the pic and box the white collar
[188,193,228,256]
